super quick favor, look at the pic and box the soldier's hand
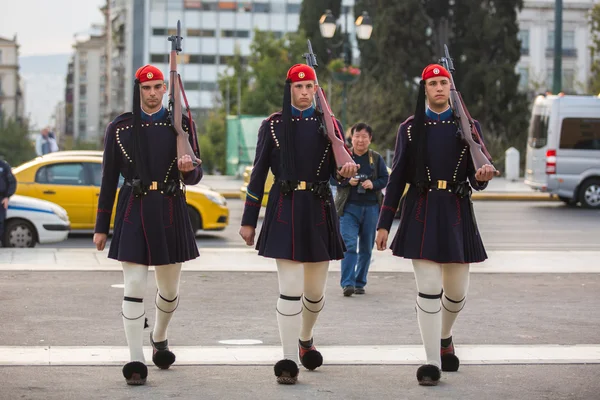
[1,198,8,209]
[178,155,202,172]
[375,229,389,251]
[93,233,108,251]
[362,180,374,190]
[339,162,359,179]
[239,225,256,246]
[475,164,495,182]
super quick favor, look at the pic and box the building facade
[0,35,25,123]
[73,35,107,143]
[517,0,599,94]
[110,0,358,116]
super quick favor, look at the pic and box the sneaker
[342,286,355,297]
[354,287,365,295]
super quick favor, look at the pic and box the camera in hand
[355,173,370,194]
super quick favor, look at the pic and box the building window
[153,28,167,36]
[518,67,529,90]
[188,29,216,37]
[546,30,577,57]
[219,55,247,65]
[188,55,217,64]
[287,3,301,13]
[270,3,285,13]
[0,49,3,63]
[221,30,250,38]
[546,69,575,92]
[80,85,87,96]
[202,2,218,10]
[252,2,270,12]
[151,54,169,63]
[518,30,529,56]
[200,82,217,91]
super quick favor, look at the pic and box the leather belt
[419,180,470,197]
[124,179,183,196]
[278,179,331,196]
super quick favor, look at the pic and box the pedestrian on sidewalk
[0,156,17,247]
[35,127,59,156]
[239,64,357,385]
[93,64,202,386]
[332,122,389,297]
[375,64,495,386]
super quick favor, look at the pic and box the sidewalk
[201,175,557,201]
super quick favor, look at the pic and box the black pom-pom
[441,353,460,372]
[144,318,149,329]
[273,359,299,377]
[122,361,148,385]
[152,350,176,369]
[299,349,323,371]
[416,364,441,386]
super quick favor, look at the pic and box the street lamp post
[319,9,372,130]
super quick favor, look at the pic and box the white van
[524,94,600,208]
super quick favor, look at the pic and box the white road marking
[218,339,263,345]
[0,249,599,273]
[110,284,124,289]
[1,345,598,366]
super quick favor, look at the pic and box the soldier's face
[425,77,450,109]
[291,81,316,109]
[140,80,167,112]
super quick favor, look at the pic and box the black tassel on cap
[412,80,428,188]
[280,79,297,181]
[132,79,151,185]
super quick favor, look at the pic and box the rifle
[303,40,354,169]
[439,45,497,174]
[168,20,200,167]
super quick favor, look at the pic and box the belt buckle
[437,180,447,190]
[297,181,307,191]
[150,181,158,190]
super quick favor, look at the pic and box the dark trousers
[0,206,5,246]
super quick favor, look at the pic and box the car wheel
[4,219,37,248]
[579,178,600,209]
[187,206,202,235]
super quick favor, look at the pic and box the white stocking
[122,262,149,362]
[441,264,470,340]
[275,259,304,363]
[153,263,182,342]
[300,261,329,342]
[412,259,443,368]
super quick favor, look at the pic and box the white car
[4,195,70,247]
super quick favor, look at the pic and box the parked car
[12,152,229,233]
[524,94,600,208]
[4,195,70,247]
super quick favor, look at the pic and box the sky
[0,0,106,128]
[0,0,106,56]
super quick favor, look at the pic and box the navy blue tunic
[95,107,202,266]
[241,106,346,262]
[377,108,488,264]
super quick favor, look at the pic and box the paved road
[43,200,600,251]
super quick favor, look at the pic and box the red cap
[421,64,451,81]
[286,64,316,82]
[135,64,164,83]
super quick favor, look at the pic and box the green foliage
[590,3,600,94]
[200,109,227,174]
[0,118,35,167]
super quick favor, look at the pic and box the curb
[217,190,558,201]
[471,193,558,201]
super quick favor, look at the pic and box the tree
[590,3,600,94]
[299,0,343,68]
[346,0,434,149]
[0,118,35,167]
[446,0,530,146]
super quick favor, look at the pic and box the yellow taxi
[13,151,229,233]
